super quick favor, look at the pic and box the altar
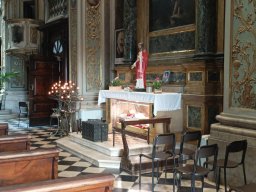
[98,90,183,140]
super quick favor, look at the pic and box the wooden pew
[0,134,31,152]
[0,123,8,136]
[0,173,115,192]
[0,148,59,187]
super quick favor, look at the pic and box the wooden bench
[0,148,59,187]
[0,173,115,192]
[0,134,31,152]
[0,123,8,136]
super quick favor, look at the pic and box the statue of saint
[131,42,148,89]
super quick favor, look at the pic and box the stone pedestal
[209,113,256,185]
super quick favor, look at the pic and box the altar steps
[56,132,153,169]
[0,110,18,120]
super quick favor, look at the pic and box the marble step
[0,110,18,120]
[56,132,154,169]
[56,136,121,169]
[67,132,153,157]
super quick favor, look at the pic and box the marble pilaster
[123,0,136,64]
[209,0,256,185]
[195,0,217,57]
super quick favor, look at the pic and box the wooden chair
[18,101,29,128]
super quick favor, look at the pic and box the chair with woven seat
[176,130,202,163]
[18,101,29,128]
[50,108,61,128]
[175,143,219,192]
[139,133,176,192]
[212,140,247,192]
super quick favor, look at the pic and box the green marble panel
[189,72,202,81]
[169,72,185,83]
[188,106,201,129]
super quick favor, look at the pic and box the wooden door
[29,57,60,126]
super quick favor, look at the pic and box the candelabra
[49,81,83,136]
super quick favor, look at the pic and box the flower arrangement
[109,76,123,86]
[152,77,162,89]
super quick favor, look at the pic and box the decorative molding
[70,2,78,84]
[230,0,256,109]
[85,0,102,91]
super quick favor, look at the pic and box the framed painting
[115,29,124,64]
[149,0,195,32]
[162,70,171,83]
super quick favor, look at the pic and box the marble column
[195,0,217,57]
[123,0,137,64]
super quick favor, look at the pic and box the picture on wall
[162,70,171,83]
[149,0,195,32]
[115,29,124,64]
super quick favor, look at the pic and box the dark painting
[12,25,24,43]
[115,0,124,29]
[149,0,195,32]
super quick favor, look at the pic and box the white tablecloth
[98,90,182,116]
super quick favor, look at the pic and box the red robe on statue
[134,49,148,88]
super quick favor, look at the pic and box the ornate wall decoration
[86,1,102,91]
[70,1,78,84]
[231,0,256,109]
[10,57,25,89]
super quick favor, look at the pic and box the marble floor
[3,119,226,192]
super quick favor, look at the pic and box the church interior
[0,0,255,191]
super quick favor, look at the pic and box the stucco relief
[70,7,78,84]
[86,1,102,91]
[231,0,256,109]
